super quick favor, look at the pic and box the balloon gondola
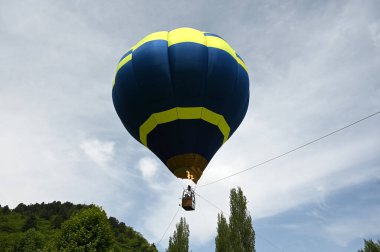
[112,28,250,211]
[182,185,196,211]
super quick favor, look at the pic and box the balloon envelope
[113,27,249,183]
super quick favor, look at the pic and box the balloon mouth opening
[166,153,208,184]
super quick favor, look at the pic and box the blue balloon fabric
[113,28,249,183]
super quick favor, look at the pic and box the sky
[1,0,380,251]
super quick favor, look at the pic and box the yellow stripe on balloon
[167,27,206,47]
[139,115,158,147]
[153,108,177,124]
[204,35,248,73]
[139,107,230,147]
[177,107,202,119]
[132,31,168,50]
[114,28,248,84]
[116,54,132,73]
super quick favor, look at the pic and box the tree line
[0,201,157,251]
[1,192,378,251]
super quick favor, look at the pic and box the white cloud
[80,138,115,167]
[370,22,380,47]
[138,157,159,181]
[324,210,380,246]
[200,123,380,219]
[1,1,380,251]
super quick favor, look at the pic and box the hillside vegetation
[0,202,157,251]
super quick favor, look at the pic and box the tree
[22,215,38,232]
[14,203,28,214]
[51,214,64,229]
[108,217,157,251]
[0,205,11,214]
[215,213,231,252]
[15,228,44,252]
[215,187,255,252]
[56,206,114,251]
[229,187,255,252]
[0,202,156,251]
[166,217,190,252]
[358,239,380,252]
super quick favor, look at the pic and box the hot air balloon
[112,27,249,210]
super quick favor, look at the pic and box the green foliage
[215,213,231,252]
[0,202,157,252]
[215,187,255,252]
[51,214,64,229]
[56,206,113,251]
[22,215,38,232]
[108,217,157,251]
[0,205,10,214]
[15,228,45,252]
[229,187,255,252]
[166,217,190,252]
[358,239,380,252]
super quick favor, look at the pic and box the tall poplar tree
[229,187,255,252]
[215,213,231,252]
[166,217,190,252]
[215,187,255,252]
